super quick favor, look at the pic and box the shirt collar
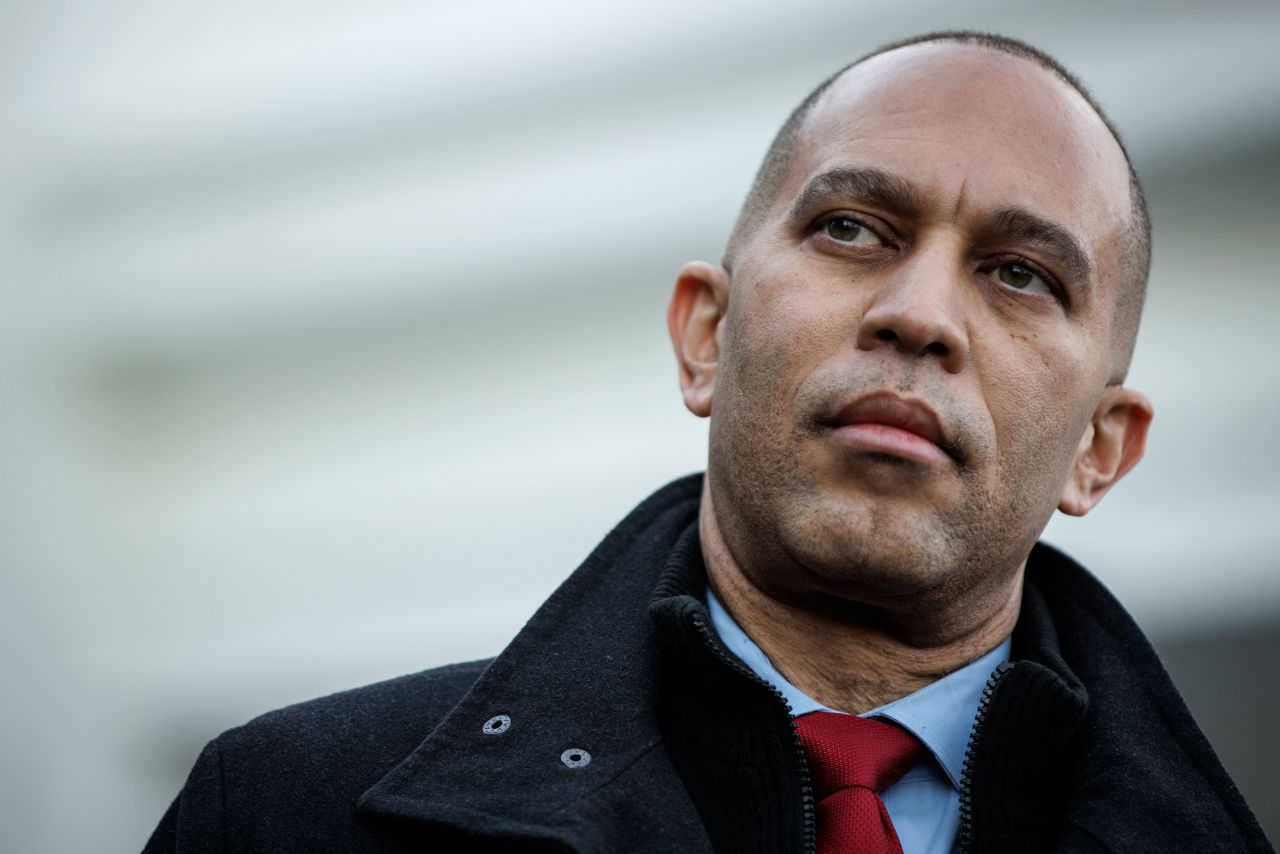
[706,584,1011,790]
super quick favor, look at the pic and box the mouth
[824,392,954,466]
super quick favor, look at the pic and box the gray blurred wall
[2,1,1277,851]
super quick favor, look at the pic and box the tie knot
[795,712,925,796]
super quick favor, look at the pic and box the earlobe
[1058,387,1154,516]
[667,261,730,418]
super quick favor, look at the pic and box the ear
[667,261,730,418]
[1058,386,1154,516]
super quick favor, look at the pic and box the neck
[699,488,1022,714]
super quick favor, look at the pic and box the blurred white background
[2,1,1278,851]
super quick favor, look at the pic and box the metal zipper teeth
[691,615,818,854]
[955,660,1015,854]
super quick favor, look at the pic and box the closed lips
[828,394,952,458]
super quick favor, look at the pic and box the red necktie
[794,711,925,854]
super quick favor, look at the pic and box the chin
[777,493,964,599]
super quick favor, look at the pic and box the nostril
[925,341,949,357]
[875,329,898,342]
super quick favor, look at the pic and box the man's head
[668,32,1154,631]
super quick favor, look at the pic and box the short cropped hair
[725,31,1150,381]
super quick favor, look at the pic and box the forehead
[783,43,1132,273]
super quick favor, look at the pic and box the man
[145,31,1271,853]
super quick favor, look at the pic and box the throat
[701,555,1023,714]
[771,643,943,714]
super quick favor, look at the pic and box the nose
[854,249,969,374]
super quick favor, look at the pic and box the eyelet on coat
[482,714,511,735]
[560,748,591,769]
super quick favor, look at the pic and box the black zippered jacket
[144,474,1272,853]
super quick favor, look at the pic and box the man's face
[705,44,1137,610]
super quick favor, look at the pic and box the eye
[822,216,884,247]
[993,260,1053,296]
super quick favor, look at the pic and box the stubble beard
[706,371,1045,624]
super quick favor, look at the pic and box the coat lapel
[358,476,714,852]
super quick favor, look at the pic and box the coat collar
[357,475,714,851]
[358,473,1271,851]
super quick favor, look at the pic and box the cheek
[724,266,859,404]
[979,327,1098,489]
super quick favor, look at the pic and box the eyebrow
[982,207,1094,288]
[787,167,927,228]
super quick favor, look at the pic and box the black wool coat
[144,475,1272,853]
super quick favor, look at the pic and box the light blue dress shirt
[706,585,1011,854]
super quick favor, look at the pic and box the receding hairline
[722,31,1151,380]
